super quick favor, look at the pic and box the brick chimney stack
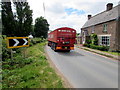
[88,15,92,20]
[106,3,113,11]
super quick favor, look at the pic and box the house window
[84,30,88,36]
[99,36,110,46]
[91,26,95,33]
[103,24,107,32]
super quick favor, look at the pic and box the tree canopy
[14,1,33,36]
[2,0,33,37]
[34,16,49,38]
[2,0,16,36]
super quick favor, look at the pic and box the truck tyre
[66,50,70,52]
[51,43,54,50]
[53,43,56,51]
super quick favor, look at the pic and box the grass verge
[103,51,120,56]
[83,48,116,59]
[2,42,64,88]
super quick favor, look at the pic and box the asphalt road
[45,46,118,88]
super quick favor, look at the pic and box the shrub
[90,33,98,45]
[30,38,46,45]
[2,35,11,61]
[90,44,96,49]
[90,44,109,51]
[83,43,90,47]
[86,40,92,44]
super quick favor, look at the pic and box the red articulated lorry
[48,27,76,52]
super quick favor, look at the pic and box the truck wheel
[51,43,54,50]
[54,50,58,52]
[66,50,70,52]
[53,43,56,51]
[48,43,49,46]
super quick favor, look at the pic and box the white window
[91,26,95,33]
[103,24,107,32]
[99,36,110,46]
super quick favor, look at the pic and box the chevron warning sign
[7,37,30,48]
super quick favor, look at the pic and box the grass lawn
[83,48,119,59]
[103,51,120,56]
[2,42,64,88]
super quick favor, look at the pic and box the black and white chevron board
[7,37,29,48]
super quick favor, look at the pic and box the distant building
[76,33,82,44]
[81,3,120,51]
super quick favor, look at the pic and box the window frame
[99,36,110,46]
[103,24,107,32]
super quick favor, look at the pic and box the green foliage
[2,1,16,36]
[2,1,33,37]
[34,16,49,38]
[13,1,33,36]
[84,34,109,51]
[83,39,91,47]
[89,44,109,51]
[103,51,120,56]
[2,35,11,61]
[83,43,109,51]
[90,33,98,45]
[86,39,92,44]
[30,38,47,46]
[2,42,64,88]
[83,43,90,47]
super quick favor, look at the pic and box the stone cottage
[81,3,120,51]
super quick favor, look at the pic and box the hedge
[83,44,109,51]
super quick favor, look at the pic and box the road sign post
[7,37,30,60]
[11,49,13,60]
[23,47,27,59]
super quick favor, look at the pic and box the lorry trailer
[48,27,76,51]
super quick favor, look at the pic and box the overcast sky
[28,0,119,33]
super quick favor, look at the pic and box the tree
[2,0,16,36]
[13,1,33,36]
[2,0,33,37]
[34,16,49,38]
[90,33,98,45]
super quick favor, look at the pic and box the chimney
[106,3,113,11]
[88,15,92,20]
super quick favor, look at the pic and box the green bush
[2,35,11,61]
[2,35,34,70]
[83,43,90,47]
[90,44,109,51]
[86,40,92,44]
[90,33,98,45]
[89,44,96,49]
[30,38,46,46]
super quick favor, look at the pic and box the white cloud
[28,0,119,33]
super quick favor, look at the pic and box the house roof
[82,5,118,28]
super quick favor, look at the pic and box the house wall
[82,20,118,51]
[118,17,120,51]
[116,15,120,51]
[76,36,82,44]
